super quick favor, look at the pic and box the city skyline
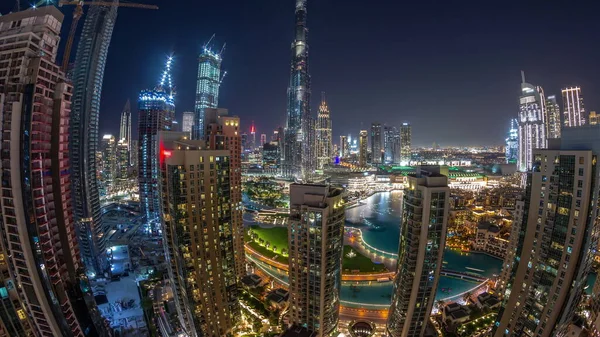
[3,1,597,147]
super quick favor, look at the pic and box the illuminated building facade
[562,87,586,127]
[181,111,194,135]
[545,95,561,139]
[138,58,174,221]
[260,133,267,147]
[288,184,345,336]
[517,74,547,172]
[494,126,600,336]
[100,134,116,183]
[70,0,118,275]
[316,94,332,169]
[204,108,244,280]
[283,0,312,179]
[359,130,368,166]
[119,99,132,163]
[371,123,383,164]
[384,126,401,164]
[193,45,223,140]
[386,167,449,337]
[0,8,89,336]
[400,123,411,164]
[340,135,348,158]
[159,133,239,337]
[590,111,598,125]
[505,118,518,164]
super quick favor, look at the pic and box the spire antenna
[321,91,326,105]
[521,70,526,84]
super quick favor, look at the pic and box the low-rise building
[443,302,471,325]
[473,222,509,258]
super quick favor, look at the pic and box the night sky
[4,1,600,146]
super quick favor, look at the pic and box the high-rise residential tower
[288,184,345,336]
[283,0,312,179]
[70,0,119,275]
[0,7,92,336]
[316,94,332,169]
[590,111,598,125]
[192,41,223,140]
[116,139,129,179]
[371,123,383,164]
[160,132,239,337]
[260,133,267,147]
[517,73,547,172]
[505,119,518,164]
[545,95,561,139]
[204,108,244,280]
[340,135,348,158]
[562,86,586,128]
[138,57,174,222]
[119,99,132,162]
[181,111,194,134]
[387,167,449,337]
[359,130,368,166]
[494,125,600,336]
[400,123,412,164]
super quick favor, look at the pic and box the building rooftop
[280,325,317,337]
[450,309,469,320]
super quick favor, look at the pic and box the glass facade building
[517,75,547,172]
[193,48,222,140]
[316,95,332,169]
[545,95,561,139]
[562,87,586,128]
[505,118,518,164]
[283,0,312,179]
[371,123,383,164]
[70,1,119,275]
[400,123,411,164]
[138,89,173,222]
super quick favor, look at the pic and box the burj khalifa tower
[283,0,314,180]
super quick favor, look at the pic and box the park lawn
[248,225,289,252]
[247,240,287,261]
[342,245,387,273]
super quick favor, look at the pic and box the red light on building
[163,150,172,158]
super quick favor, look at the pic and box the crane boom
[59,0,158,72]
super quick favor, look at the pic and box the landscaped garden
[243,178,287,208]
[246,225,387,273]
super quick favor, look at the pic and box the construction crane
[56,1,159,72]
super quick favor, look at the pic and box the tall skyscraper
[545,95,561,139]
[260,133,267,147]
[159,132,239,337]
[288,184,345,336]
[562,86,586,127]
[400,122,412,164]
[359,130,368,166]
[193,41,223,140]
[505,118,518,164]
[250,122,256,150]
[517,73,547,172]
[387,167,449,337]
[100,134,117,183]
[70,0,119,275]
[0,7,91,336]
[119,99,132,144]
[204,108,244,280]
[371,123,383,164]
[130,139,139,174]
[181,111,195,135]
[384,126,401,164]
[494,125,600,336]
[283,0,312,179]
[316,94,332,169]
[340,135,348,158]
[116,139,129,179]
[138,57,174,222]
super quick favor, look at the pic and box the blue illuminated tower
[138,57,174,223]
[70,1,118,275]
[193,36,225,140]
[505,118,518,164]
[283,0,312,179]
